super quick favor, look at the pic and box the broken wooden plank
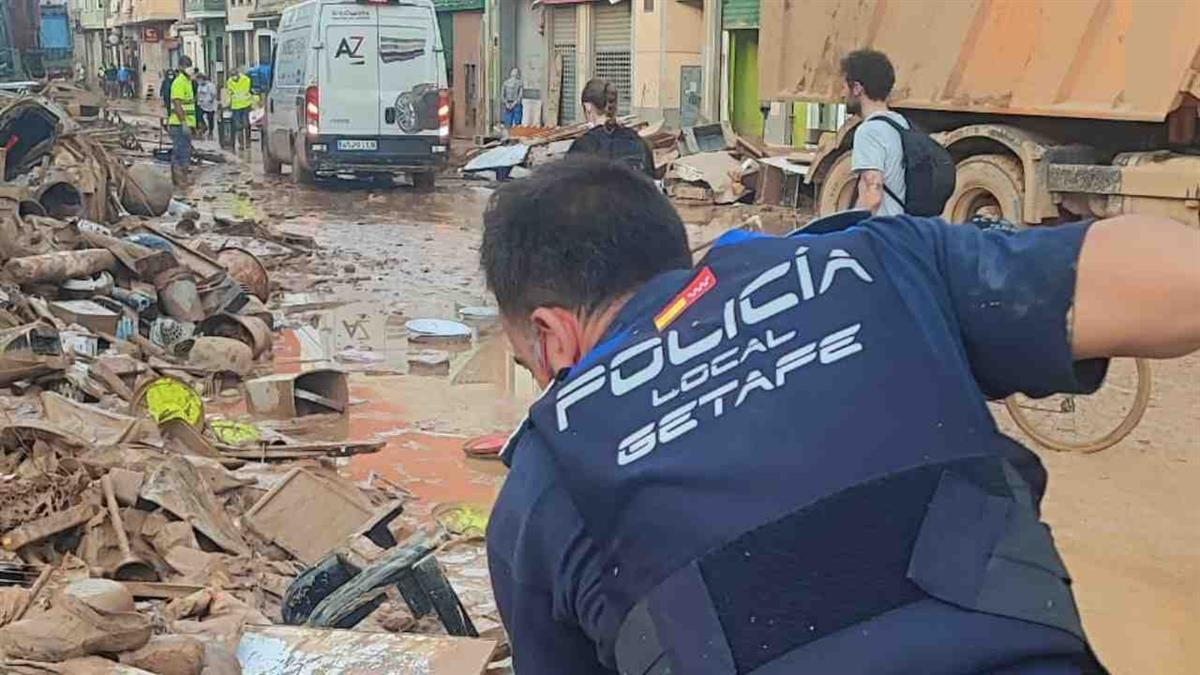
[215,440,385,461]
[1,504,96,552]
[121,580,205,600]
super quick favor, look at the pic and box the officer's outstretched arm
[1072,215,1200,360]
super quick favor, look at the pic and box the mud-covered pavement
[184,146,1198,674]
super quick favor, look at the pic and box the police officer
[480,157,1200,674]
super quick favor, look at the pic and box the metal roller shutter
[592,0,631,115]
[552,6,578,123]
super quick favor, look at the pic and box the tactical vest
[168,74,196,128]
[228,75,253,110]
[520,222,1103,674]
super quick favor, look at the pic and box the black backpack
[864,116,956,216]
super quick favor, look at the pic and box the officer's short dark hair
[481,157,691,320]
[841,49,895,101]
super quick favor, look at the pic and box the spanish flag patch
[654,267,717,331]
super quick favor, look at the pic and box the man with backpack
[844,49,954,217]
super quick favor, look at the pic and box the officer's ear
[530,306,585,378]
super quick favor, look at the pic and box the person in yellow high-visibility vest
[225,68,254,151]
[168,56,197,187]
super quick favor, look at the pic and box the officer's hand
[1073,215,1200,360]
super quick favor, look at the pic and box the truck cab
[262,0,450,187]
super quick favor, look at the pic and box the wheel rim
[945,155,1024,225]
[1004,358,1152,453]
[950,187,1004,222]
[396,93,418,133]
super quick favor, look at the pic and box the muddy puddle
[264,296,534,510]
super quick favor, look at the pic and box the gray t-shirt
[851,111,909,216]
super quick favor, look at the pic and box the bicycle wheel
[1004,358,1152,453]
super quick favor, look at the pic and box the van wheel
[262,134,282,176]
[816,153,857,216]
[412,171,435,191]
[943,154,1024,225]
[291,136,314,185]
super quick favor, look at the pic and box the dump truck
[759,0,1200,227]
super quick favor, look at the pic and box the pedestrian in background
[117,65,132,98]
[160,69,175,117]
[104,66,118,98]
[225,68,254,151]
[196,74,218,141]
[566,78,655,178]
[502,68,524,128]
[844,49,909,216]
[168,57,197,187]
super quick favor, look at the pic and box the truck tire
[412,171,435,191]
[943,154,1024,225]
[262,134,282,176]
[816,152,857,216]
[291,135,314,185]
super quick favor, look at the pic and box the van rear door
[377,3,442,138]
[320,3,379,140]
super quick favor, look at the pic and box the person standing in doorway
[566,78,655,178]
[168,57,197,187]
[196,74,218,141]
[225,68,254,151]
[502,68,525,128]
[843,49,909,216]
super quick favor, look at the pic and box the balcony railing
[185,0,226,17]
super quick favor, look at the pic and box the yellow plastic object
[141,377,204,428]
[432,503,491,539]
[209,419,262,446]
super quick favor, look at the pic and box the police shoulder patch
[654,267,716,331]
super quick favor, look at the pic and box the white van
[262,0,449,187]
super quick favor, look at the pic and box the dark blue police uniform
[487,214,1107,674]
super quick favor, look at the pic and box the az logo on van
[335,36,366,63]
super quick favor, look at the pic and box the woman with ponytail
[566,78,656,178]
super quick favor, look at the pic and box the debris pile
[0,95,505,674]
[0,383,501,673]
[460,116,812,216]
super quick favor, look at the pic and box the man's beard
[845,96,861,116]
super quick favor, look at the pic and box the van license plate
[337,140,377,151]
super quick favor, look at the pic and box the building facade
[69,0,107,85]
[226,0,255,72]
[110,0,179,96]
[632,0,703,127]
[182,0,225,79]
[485,0,704,130]
[433,0,486,138]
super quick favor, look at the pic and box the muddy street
[0,90,1193,674]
